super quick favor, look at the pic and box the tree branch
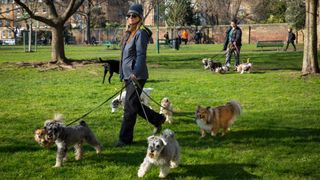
[14,0,55,27]
[43,0,59,18]
[62,0,85,22]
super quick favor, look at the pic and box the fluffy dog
[138,129,180,178]
[236,58,252,74]
[208,60,222,72]
[44,114,102,167]
[160,97,173,124]
[215,65,229,74]
[111,88,153,113]
[195,101,241,138]
[99,58,120,84]
[34,128,54,148]
[202,58,210,69]
[202,58,226,73]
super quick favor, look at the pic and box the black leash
[132,79,195,120]
[132,80,150,124]
[66,84,127,126]
[210,50,226,60]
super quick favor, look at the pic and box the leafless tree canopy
[14,0,86,63]
[194,0,242,25]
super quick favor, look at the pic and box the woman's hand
[129,74,137,81]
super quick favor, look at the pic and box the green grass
[0,44,319,179]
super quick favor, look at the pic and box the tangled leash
[131,79,195,120]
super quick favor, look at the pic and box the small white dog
[237,58,252,74]
[160,97,173,124]
[138,129,180,178]
[111,88,153,112]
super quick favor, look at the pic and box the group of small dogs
[34,96,241,178]
[202,58,252,74]
[33,57,242,178]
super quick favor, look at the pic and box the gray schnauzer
[44,114,102,167]
[138,129,180,178]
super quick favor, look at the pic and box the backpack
[292,33,296,41]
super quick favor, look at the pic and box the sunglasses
[126,14,138,18]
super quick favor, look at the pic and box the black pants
[285,41,296,51]
[119,80,163,144]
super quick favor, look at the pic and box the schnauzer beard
[43,114,64,142]
[146,136,167,162]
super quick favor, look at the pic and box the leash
[131,80,150,124]
[66,84,127,126]
[210,50,226,60]
[132,79,195,120]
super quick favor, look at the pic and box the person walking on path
[284,28,296,51]
[223,19,242,69]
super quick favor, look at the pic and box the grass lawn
[0,44,319,179]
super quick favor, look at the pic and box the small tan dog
[236,58,252,74]
[160,97,173,124]
[195,101,241,138]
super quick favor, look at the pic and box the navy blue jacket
[287,32,295,43]
[120,26,152,80]
[223,26,242,50]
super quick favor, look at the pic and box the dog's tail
[228,101,242,116]
[162,129,175,140]
[43,113,64,127]
[53,113,64,121]
[246,58,250,63]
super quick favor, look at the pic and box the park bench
[103,40,119,49]
[256,40,284,50]
[158,39,171,47]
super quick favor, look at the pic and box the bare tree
[302,0,319,75]
[165,0,189,27]
[194,0,242,25]
[14,0,85,64]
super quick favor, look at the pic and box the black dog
[99,58,120,84]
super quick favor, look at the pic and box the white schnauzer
[111,88,153,113]
[44,114,102,167]
[138,129,180,178]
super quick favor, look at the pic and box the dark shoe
[153,114,165,135]
[153,125,162,135]
[114,140,128,147]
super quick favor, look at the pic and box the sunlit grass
[0,45,319,179]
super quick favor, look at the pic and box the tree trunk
[302,0,319,74]
[86,2,91,44]
[86,13,91,44]
[51,25,67,64]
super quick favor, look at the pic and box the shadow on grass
[147,79,170,83]
[0,138,43,153]
[227,128,320,143]
[171,163,258,179]
[0,144,41,153]
[81,151,144,166]
[177,127,320,148]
